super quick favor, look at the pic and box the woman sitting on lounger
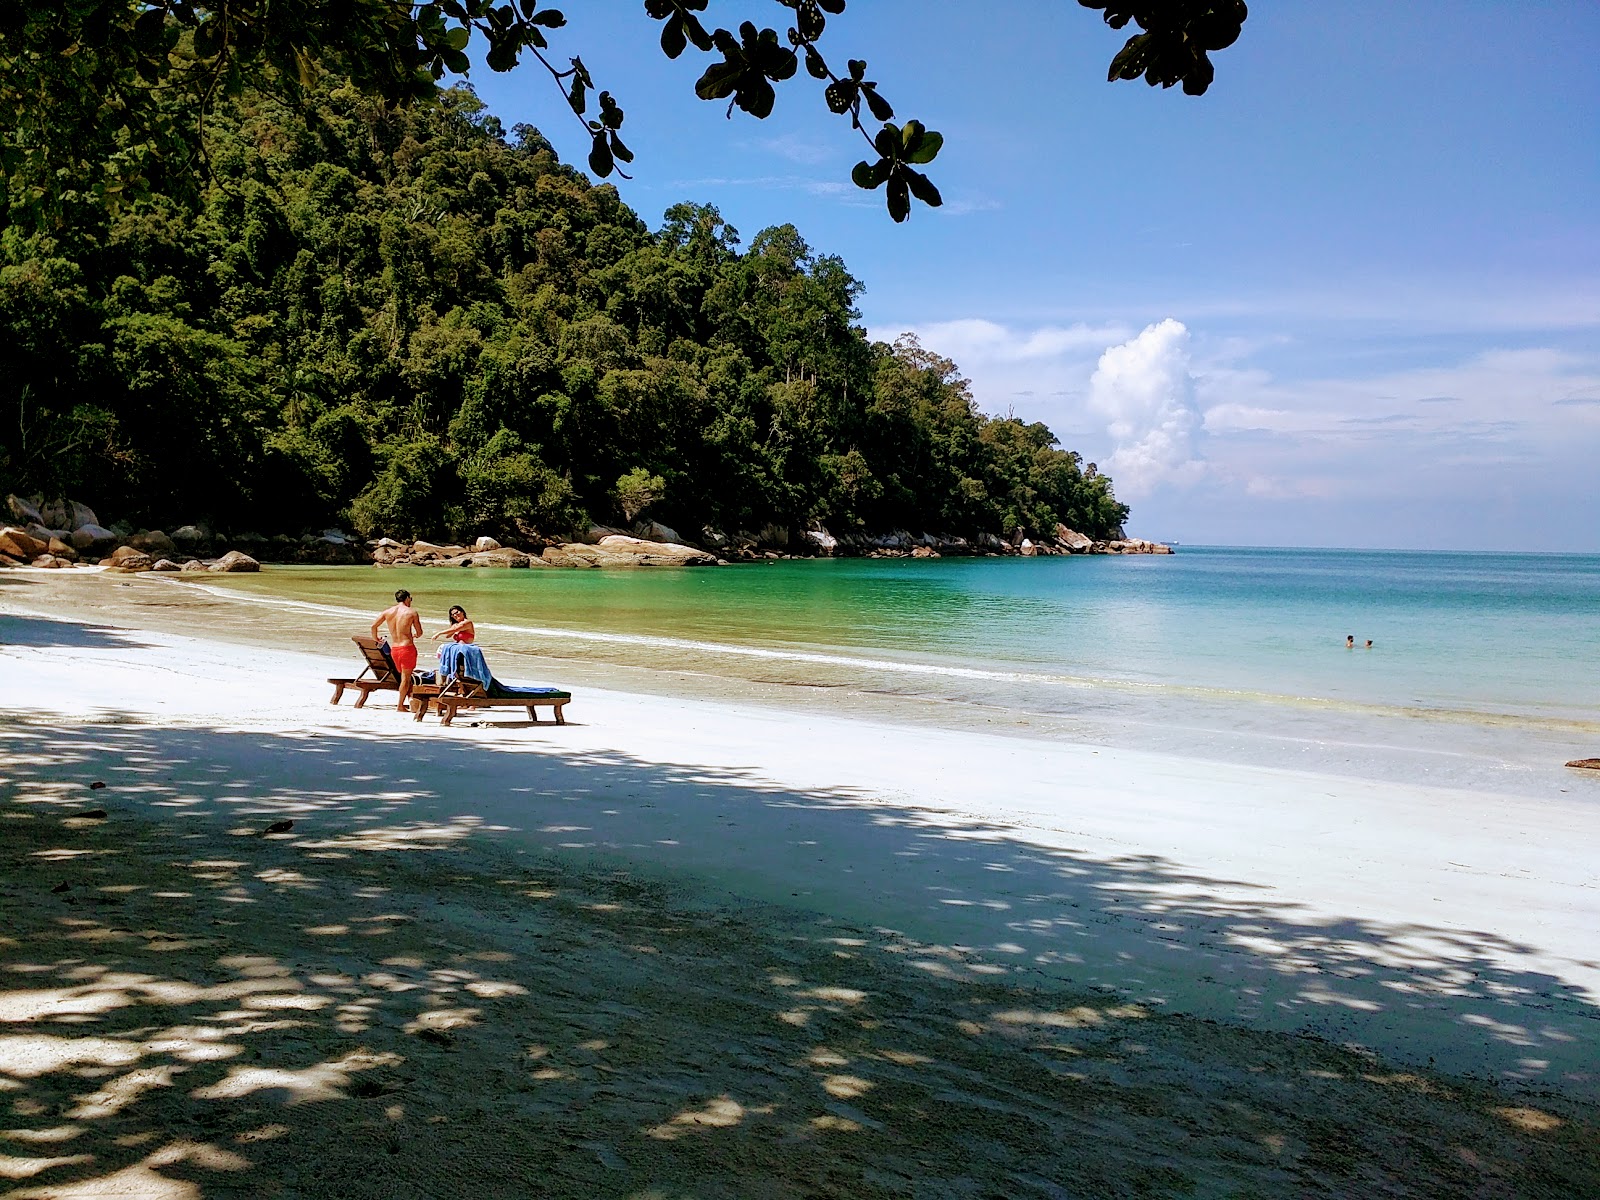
[431,605,475,645]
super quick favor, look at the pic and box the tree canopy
[0,72,1129,544]
[1,1,1246,225]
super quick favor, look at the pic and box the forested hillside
[0,76,1128,545]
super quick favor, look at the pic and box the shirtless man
[371,589,424,712]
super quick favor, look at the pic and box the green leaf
[661,13,687,58]
[862,85,893,122]
[886,174,910,222]
[903,129,942,164]
[588,131,613,176]
[851,160,878,190]
[446,26,471,50]
[905,168,942,208]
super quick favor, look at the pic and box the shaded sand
[2,576,1599,1196]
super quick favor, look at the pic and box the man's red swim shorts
[389,643,418,674]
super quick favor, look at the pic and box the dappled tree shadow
[1,717,1597,1197]
[0,614,153,652]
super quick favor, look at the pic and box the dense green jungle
[0,75,1129,545]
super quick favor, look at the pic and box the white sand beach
[2,570,1597,1198]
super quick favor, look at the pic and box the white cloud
[1086,319,1207,496]
[879,318,1130,365]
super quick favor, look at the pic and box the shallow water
[187,547,1600,801]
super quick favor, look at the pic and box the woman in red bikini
[431,605,475,645]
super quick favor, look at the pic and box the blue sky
[464,2,1600,549]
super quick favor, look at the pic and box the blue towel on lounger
[438,641,565,698]
[437,642,493,690]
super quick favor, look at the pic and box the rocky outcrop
[1093,538,1174,555]
[473,536,501,552]
[209,550,260,573]
[150,558,180,572]
[181,559,210,572]
[541,545,602,568]
[542,536,718,568]
[47,537,78,562]
[1055,524,1094,553]
[803,524,838,555]
[595,535,718,566]
[471,547,534,568]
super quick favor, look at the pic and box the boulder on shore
[129,530,177,556]
[591,535,718,567]
[1055,524,1094,553]
[410,539,465,561]
[150,558,180,572]
[209,550,261,573]
[473,536,501,552]
[31,554,72,569]
[72,524,119,556]
[180,559,209,573]
[803,524,838,555]
[0,526,47,560]
[104,546,153,571]
[47,537,78,562]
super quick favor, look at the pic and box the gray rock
[635,520,684,546]
[150,558,180,572]
[473,536,502,552]
[180,559,209,572]
[5,495,44,526]
[754,523,790,548]
[67,500,99,530]
[71,524,118,556]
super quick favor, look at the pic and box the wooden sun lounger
[411,673,570,726]
[327,635,405,707]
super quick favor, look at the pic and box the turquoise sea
[202,547,1600,799]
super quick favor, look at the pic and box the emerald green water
[189,547,1600,798]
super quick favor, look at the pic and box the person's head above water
[395,589,412,605]
[1346,634,1354,647]
[1365,639,1373,648]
